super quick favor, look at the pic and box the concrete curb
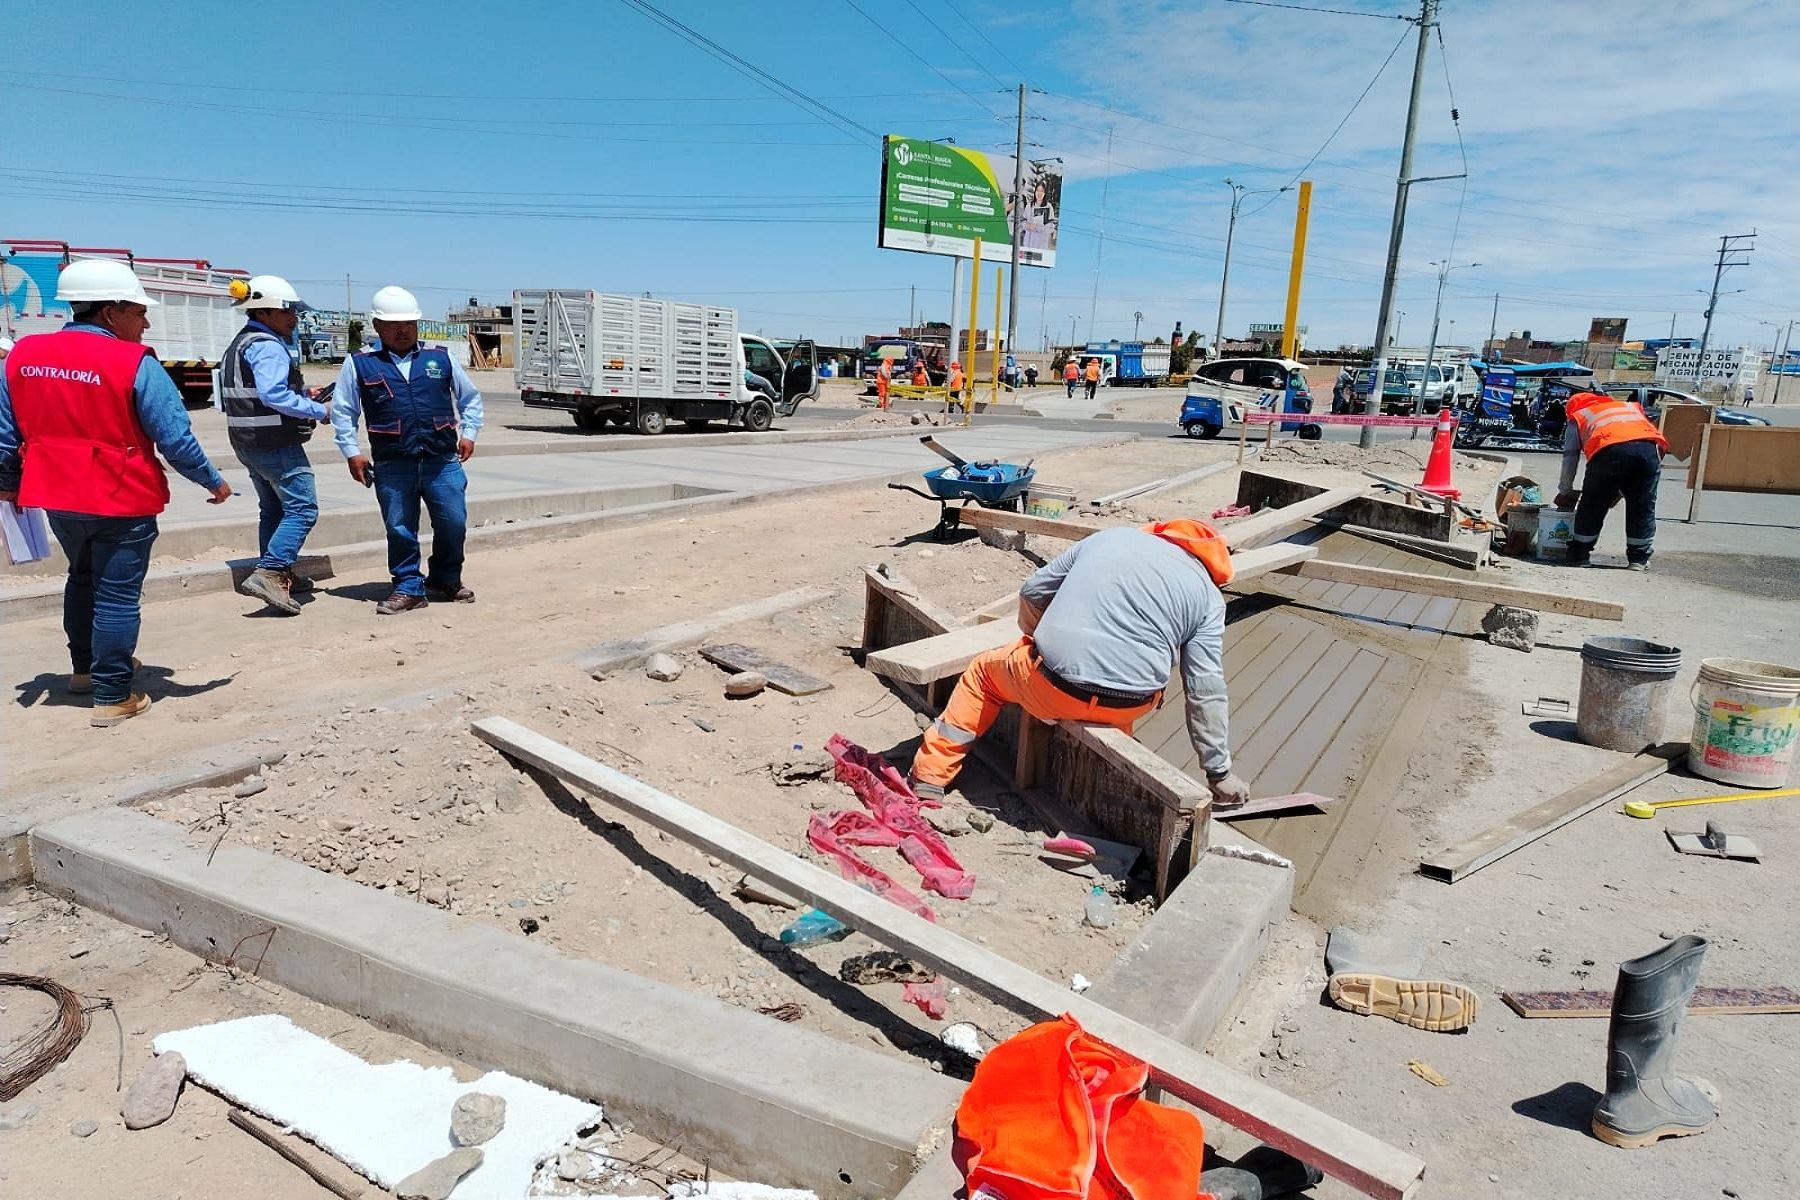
[0,433,1137,623]
[30,806,959,1197]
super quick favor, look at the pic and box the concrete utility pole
[1361,0,1439,448]
[1133,310,1144,340]
[1773,318,1795,406]
[1006,83,1026,361]
[1485,292,1499,359]
[1068,314,1079,351]
[1422,260,1478,403]
[1694,231,1755,395]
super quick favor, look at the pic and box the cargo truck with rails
[1,240,246,404]
[514,289,819,434]
[1082,339,1170,387]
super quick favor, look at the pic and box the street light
[1133,310,1144,341]
[1213,178,1291,357]
[1423,260,1480,406]
[1068,314,1080,351]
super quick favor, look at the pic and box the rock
[644,653,684,682]
[966,809,995,833]
[493,774,528,814]
[71,1119,99,1137]
[396,1147,483,1200]
[690,716,716,733]
[68,943,91,959]
[450,1092,506,1147]
[423,887,450,908]
[770,749,832,786]
[977,526,1028,551]
[120,1052,186,1130]
[557,1149,592,1181]
[233,777,268,799]
[924,806,972,837]
[839,951,934,985]
[724,671,768,698]
[0,1102,40,1131]
[508,896,529,908]
[1480,604,1539,652]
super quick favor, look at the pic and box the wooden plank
[1279,559,1625,621]
[470,717,1425,1200]
[957,506,1105,541]
[1502,985,1800,1019]
[1221,486,1370,550]
[1687,425,1800,494]
[698,643,833,696]
[574,586,834,675]
[1217,792,1338,820]
[966,592,1020,626]
[862,565,960,646]
[870,544,1320,686]
[1419,743,1687,883]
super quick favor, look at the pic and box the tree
[1170,329,1201,375]
[346,319,364,356]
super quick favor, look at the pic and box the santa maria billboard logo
[892,142,913,167]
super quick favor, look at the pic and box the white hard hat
[231,274,305,311]
[370,286,423,322]
[56,259,158,307]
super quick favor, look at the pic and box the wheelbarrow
[888,436,1036,540]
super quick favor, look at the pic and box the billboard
[878,135,1061,268]
[1656,346,1757,385]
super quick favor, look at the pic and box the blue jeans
[372,455,467,596]
[234,443,319,571]
[47,513,157,704]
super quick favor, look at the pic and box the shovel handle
[919,435,968,468]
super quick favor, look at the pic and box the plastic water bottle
[1083,885,1115,930]
[779,908,851,948]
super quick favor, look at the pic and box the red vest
[5,330,170,517]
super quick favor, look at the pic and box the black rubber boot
[1592,934,1717,1148]
[1234,1145,1324,1197]
[1198,1167,1261,1200]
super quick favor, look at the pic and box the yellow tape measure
[1623,786,1800,819]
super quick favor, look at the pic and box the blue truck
[1082,340,1171,388]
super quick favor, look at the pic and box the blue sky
[6,0,1797,352]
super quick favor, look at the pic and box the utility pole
[1361,0,1439,448]
[1694,231,1755,396]
[1773,318,1795,406]
[1213,181,1245,357]
[1668,313,1676,342]
[908,285,915,330]
[1485,292,1499,359]
[1068,314,1079,351]
[1039,276,1049,352]
[1089,126,1113,337]
[1422,260,1478,404]
[1006,83,1027,363]
[1133,310,1143,341]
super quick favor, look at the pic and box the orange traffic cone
[1418,406,1461,499]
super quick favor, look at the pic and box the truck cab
[739,335,819,430]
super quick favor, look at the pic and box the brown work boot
[425,583,475,603]
[239,567,301,615]
[70,656,141,694]
[91,692,152,728]
[376,592,430,615]
[283,570,316,594]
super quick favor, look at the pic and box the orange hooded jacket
[1141,518,1234,587]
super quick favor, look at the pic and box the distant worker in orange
[908,521,1249,812]
[1083,356,1101,400]
[945,360,965,412]
[911,359,929,388]
[1555,389,1668,570]
[875,356,893,409]
[1062,357,1079,397]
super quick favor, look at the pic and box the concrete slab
[29,806,959,1198]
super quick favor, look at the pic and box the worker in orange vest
[875,357,892,409]
[946,360,964,411]
[909,521,1249,812]
[911,359,929,388]
[1062,357,1079,397]
[1556,390,1669,570]
[1083,357,1101,400]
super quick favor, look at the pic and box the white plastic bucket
[1688,657,1800,788]
[1535,507,1575,560]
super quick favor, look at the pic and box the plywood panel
[1689,426,1800,493]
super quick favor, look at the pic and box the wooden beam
[1278,559,1625,621]
[966,592,1021,626]
[573,587,834,676]
[867,544,1320,685]
[958,506,1104,542]
[470,717,1426,1200]
[1220,486,1369,550]
[1419,743,1685,883]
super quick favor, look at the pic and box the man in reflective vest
[1556,390,1668,570]
[1083,357,1102,400]
[945,360,965,413]
[0,259,232,726]
[909,521,1251,811]
[218,274,331,615]
[331,286,484,615]
[1062,357,1079,397]
[876,357,892,409]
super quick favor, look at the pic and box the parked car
[1180,357,1313,439]
[1602,384,1772,427]
[1349,361,1465,414]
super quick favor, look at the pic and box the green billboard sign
[878,134,1061,268]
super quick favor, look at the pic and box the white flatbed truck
[513,289,818,435]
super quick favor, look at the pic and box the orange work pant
[912,639,1158,788]
[877,375,890,409]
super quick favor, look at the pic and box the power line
[899,0,1007,89]
[1224,0,1412,18]
[838,0,1003,117]
[615,0,880,141]
[938,0,1031,79]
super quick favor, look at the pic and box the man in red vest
[1555,389,1668,570]
[0,259,232,726]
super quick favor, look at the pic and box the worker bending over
[909,521,1250,810]
[1555,390,1667,570]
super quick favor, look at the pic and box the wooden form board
[1277,559,1625,621]
[1502,985,1800,1019]
[864,543,1321,685]
[1419,743,1686,883]
[1686,425,1800,494]
[1659,403,1714,462]
[957,506,1103,542]
[860,566,960,656]
[469,717,1426,1200]
[957,489,1368,552]
[698,643,833,696]
[573,586,834,675]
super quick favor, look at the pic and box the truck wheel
[1184,421,1221,440]
[743,399,775,433]
[635,406,667,436]
[573,409,606,431]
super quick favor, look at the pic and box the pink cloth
[827,734,976,899]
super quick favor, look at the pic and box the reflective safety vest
[3,329,170,516]
[219,321,314,451]
[1566,392,1667,459]
[1084,361,1101,382]
[1063,361,1078,380]
[947,366,964,390]
[350,348,459,463]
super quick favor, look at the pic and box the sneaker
[1627,561,1651,572]
[70,656,141,695]
[239,567,301,615]
[1327,973,1480,1032]
[376,592,430,615]
[91,692,152,728]
[425,583,476,603]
